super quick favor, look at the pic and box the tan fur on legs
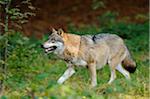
[88,62,97,87]
[108,46,126,84]
[108,66,116,84]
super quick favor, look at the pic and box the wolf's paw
[57,77,65,84]
[90,82,97,88]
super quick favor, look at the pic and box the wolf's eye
[50,38,54,42]
[51,38,55,40]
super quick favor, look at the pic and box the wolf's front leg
[57,65,75,84]
[88,63,97,87]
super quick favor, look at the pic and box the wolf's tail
[122,50,136,73]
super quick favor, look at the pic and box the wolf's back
[84,33,136,73]
[95,34,136,73]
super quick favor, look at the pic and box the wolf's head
[42,28,65,54]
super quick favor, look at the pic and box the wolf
[41,28,136,87]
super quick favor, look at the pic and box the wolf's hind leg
[57,67,75,84]
[108,66,116,84]
[116,63,130,79]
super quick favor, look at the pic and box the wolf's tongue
[46,47,53,52]
[45,46,57,53]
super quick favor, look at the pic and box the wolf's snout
[41,44,44,48]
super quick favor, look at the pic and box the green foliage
[1,13,149,98]
[98,11,119,27]
[0,0,35,29]
[0,1,36,95]
[91,0,105,10]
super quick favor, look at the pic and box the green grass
[0,21,149,99]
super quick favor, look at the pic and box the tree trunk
[0,0,11,95]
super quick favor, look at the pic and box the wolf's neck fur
[61,33,81,59]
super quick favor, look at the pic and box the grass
[0,20,149,98]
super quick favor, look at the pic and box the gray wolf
[41,28,136,87]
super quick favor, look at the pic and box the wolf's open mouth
[45,46,57,52]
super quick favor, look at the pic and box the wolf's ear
[52,28,57,33]
[57,28,64,36]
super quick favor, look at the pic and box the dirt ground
[22,0,149,38]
